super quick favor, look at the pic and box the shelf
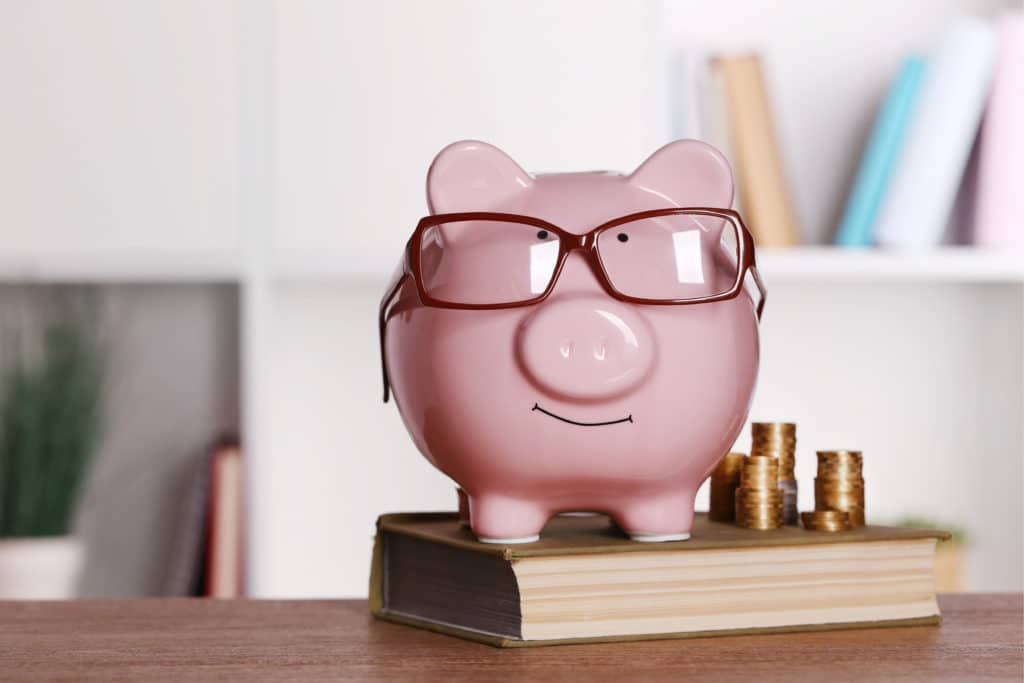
[0,247,1019,285]
[271,246,1024,285]
[758,247,1024,284]
[0,250,241,283]
[272,248,397,283]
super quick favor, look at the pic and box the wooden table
[2,594,1020,681]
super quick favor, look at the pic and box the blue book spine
[835,57,927,247]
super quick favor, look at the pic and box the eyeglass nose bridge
[567,233,592,251]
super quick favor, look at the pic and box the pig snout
[517,295,655,401]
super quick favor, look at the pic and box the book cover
[835,57,927,247]
[670,49,707,142]
[370,512,948,647]
[162,444,213,596]
[206,444,243,598]
[698,55,742,212]
[874,18,997,249]
[973,12,1024,250]
[715,54,800,246]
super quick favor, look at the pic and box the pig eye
[617,232,629,243]
[536,230,549,239]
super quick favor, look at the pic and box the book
[670,49,742,212]
[973,12,1024,250]
[162,445,213,596]
[370,512,948,647]
[670,49,706,141]
[874,18,997,249]
[835,57,927,247]
[714,54,800,246]
[698,55,742,212]
[163,435,239,596]
[206,443,243,598]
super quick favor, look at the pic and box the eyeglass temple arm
[738,219,766,322]
[750,265,766,321]
[379,248,411,403]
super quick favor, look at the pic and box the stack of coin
[734,455,783,530]
[801,510,852,532]
[709,452,745,522]
[814,450,866,527]
[751,422,798,525]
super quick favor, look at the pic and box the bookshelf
[0,247,1019,285]
[758,247,1024,283]
[0,251,241,283]
[266,246,1024,285]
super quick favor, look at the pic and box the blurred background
[0,0,1020,599]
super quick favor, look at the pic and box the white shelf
[0,250,241,283]
[758,247,1024,284]
[271,246,1024,285]
[0,247,1019,286]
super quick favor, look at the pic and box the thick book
[835,57,927,248]
[715,54,800,246]
[874,18,997,249]
[370,512,948,647]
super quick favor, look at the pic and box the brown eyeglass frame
[379,207,766,402]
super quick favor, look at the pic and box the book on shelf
[835,57,927,248]
[714,53,800,247]
[671,48,743,213]
[973,11,1023,250]
[670,49,706,142]
[163,445,213,596]
[370,512,948,648]
[164,435,240,597]
[874,18,997,249]
[206,441,244,598]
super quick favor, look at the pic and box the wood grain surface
[1,594,1020,682]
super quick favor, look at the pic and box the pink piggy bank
[380,140,765,543]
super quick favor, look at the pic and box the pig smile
[532,403,633,427]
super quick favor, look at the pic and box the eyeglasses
[379,207,766,401]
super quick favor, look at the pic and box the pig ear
[427,140,533,214]
[628,140,734,208]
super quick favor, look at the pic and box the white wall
[272,0,671,274]
[0,1,238,255]
[253,0,1022,597]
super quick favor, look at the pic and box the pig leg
[614,492,696,542]
[469,494,549,544]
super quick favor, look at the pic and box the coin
[751,422,798,510]
[734,451,784,530]
[709,452,745,523]
[779,478,799,526]
[801,510,852,532]
[812,450,866,528]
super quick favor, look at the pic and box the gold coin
[710,452,745,483]
[740,456,779,488]
[752,422,796,435]
[801,510,852,532]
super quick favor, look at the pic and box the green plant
[896,516,968,546]
[0,312,105,537]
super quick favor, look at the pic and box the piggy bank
[379,140,765,543]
